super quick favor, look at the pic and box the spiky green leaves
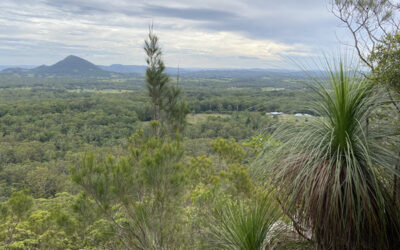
[258,59,400,249]
[208,193,282,250]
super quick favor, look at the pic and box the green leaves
[259,58,400,249]
[370,31,400,92]
[208,193,282,250]
[163,85,190,135]
[71,133,187,249]
[8,190,33,219]
[0,192,87,249]
[144,27,188,136]
[211,137,245,164]
[144,26,170,123]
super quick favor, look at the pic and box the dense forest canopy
[0,58,318,249]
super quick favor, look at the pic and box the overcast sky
[0,0,349,68]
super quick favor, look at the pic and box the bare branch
[329,0,399,70]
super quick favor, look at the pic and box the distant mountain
[0,55,115,77]
[33,55,112,77]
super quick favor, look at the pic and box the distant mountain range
[0,55,116,77]
[0,55,303,78]
[0,65,36,71]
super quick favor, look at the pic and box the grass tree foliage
[208,193,283,250]
[257,59,400,249]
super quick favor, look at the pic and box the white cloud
[0,0,340,68]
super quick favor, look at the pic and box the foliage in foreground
[71,131,187,249]
[257,60,400,249]
[208,192,283,250]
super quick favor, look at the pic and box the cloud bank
[0,0,343,68]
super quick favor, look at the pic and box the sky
[0,0,348,69]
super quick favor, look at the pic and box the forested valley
[0,58,313,249]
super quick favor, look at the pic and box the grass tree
[257,59,400,249]
[208,193,283,250]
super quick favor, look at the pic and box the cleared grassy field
[67,89,134,93]
[261,87,285,91]
[187,113,312,125]
[187,113,231,124]
[269,113,314,123]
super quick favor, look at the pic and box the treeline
[0,76,143,90]
[186,88,310,114]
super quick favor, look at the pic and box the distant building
[269,112,283,115]
[294,113,313,117]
